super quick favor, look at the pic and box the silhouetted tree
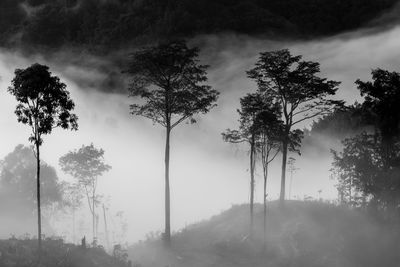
[223,92,280,236]
[126,40,219,245]
[253,104,282,245]
[59,143,111,246]
[356,69,400,167]
[332,69,400,211]
[247,49,341,204]
[331,133,380,207]
[8,63,78,257]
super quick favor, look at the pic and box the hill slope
[129,201,400,267]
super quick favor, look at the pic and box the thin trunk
[72,208,75,244]
[289,171,293,200]
[280,140,288,205]
[263,160,268,249]
[92,188,96,245]
[103,204,110,251]
[164,125,171,245]
[249,135,255,237]
[349,177,352,206]
[36,142,42,260]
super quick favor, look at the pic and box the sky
[1,23,400,244]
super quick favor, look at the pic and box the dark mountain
[0,0,399,52]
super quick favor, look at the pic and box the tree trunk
[249,135,255,237]
[279,140,288,205]
[103,204,110,251]
[263,161,268,249]
[72,208,75,244]
[164,125,171,246]
[92,190,96,245]
[289,170,293,200]
[36,142,42,260]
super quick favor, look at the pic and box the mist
[1,20,400,248]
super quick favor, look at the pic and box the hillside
[0,238,130,267]
[0,0,399,52]
[129,201,400,267]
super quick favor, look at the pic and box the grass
[0,237,131,267]
[129,201,400,267]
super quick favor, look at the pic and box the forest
[0,0,399,51]
[1,38,400,266]
[1,1,400,267]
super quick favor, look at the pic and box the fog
[1,22,400,244]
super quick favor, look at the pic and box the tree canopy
[332,69,400,210]
[59,143,111,184]
[248,49,341,202]
[0,0,397,51]
[8,63,78,146]
[127,40,219,128]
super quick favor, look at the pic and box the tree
[332,69,400,211]
[331,133,382,208]
[247,49,341,204]
[59,144,111,245]
[223,92,281,237]
[287,157,299,200]
[63,182,84,243]
[0,145,64,233]
[8,63,78,257]
[253,98,282,246]
[222,94,260,236]
[356,69,400,167]
[126,40,219,245]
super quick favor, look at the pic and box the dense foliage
[332,69,400,210]
[0,0,398,51]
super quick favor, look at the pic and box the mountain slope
[129,201,400,267]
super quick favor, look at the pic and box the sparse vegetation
[129,201,400,267]
[0,238,131,267]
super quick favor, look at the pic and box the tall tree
[126,40,219,245]
[59,143,111,246]
[253,103,282,245]
[8,63,78,258]
[247,49,341,204]
[222,92,281,237]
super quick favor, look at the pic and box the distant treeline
[0,0,398,51]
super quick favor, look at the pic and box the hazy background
[1,22,400,242]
